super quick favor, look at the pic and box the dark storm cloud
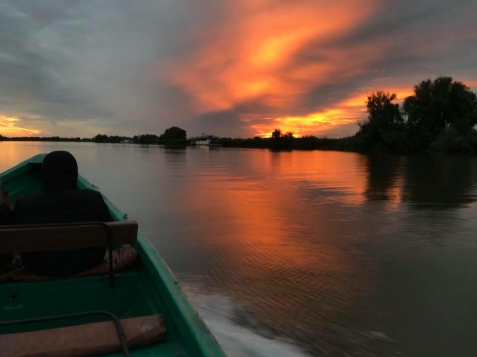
[233,98,279,117]
[190,110,244,137]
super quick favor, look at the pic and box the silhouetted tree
[162,126,187,140]
[93,134,131,143]
[270,128,293,150]
[356,91,405,151]
[135,134,159,144]
[403,77,477,151]
[158,126,187,145]
[93,134,109,143]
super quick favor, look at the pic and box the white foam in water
[182,285,310,357]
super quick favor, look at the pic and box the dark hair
[42,151,78,192]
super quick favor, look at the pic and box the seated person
[14,151,113,277]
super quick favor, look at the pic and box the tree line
[92,126,187,145]
[2,76,476,154]
[0,127,188,145]
[244,76,477,153]
[0,135,91,142]
[355,76,477,153]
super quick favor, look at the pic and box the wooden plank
[0,314,166,357]
[0,221,138,253]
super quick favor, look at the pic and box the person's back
[13,151,112,277]
[0,188,13,225]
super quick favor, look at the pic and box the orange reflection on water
[275,150,369,206]
[386,173,404,211]
[175,149,377,338]
[0,142,47,173]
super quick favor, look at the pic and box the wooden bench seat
[0,221,163,356]
[0,221,138,253]
[0,245,138,283]
[0,314,166,357]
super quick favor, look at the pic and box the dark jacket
[0,188,13,225]
[14,189,113,277]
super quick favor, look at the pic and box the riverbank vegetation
[0,135,91,142]
[92,126,187,145]
[1,77,475,154]
[221,76,477,153]
[355,77,477,154]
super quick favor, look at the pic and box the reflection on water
[364,155,403,204]
[402,155,477,208]
[2,142,477,356]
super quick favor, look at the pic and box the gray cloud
[0,1,115,135]
[0,0,213,135]
[190,110,244,138]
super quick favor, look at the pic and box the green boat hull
[0,154,226,357]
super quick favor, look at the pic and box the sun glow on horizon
[251,108,356,138]
[250,85,421,138]
[0,116,41,137]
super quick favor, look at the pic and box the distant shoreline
[3,136,477,155]
[0,134,360,151]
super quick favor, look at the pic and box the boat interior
[0,159,191,356]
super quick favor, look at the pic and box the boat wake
[181,284,310,357]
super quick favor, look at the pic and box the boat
[189,135,221,147]
[0,154,226,357]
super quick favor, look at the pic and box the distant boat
[0,154,226,357]
[189,135,221,147]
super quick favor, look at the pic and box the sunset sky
[0,0,476,138]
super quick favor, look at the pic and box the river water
[1,141,477,357]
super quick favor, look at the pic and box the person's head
[42,151,78,192]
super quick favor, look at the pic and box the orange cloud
[164,1,381,119]
[0,116,40,137]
